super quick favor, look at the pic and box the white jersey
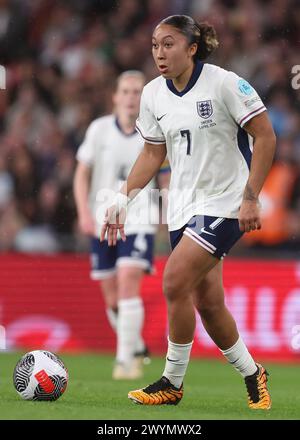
[136,62,266,231]
[76,114,157,237]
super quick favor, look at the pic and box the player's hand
[79,211,95,236]
[238,199,261,233]
[100,205,127,246]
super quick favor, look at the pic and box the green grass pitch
[0,352,299,420]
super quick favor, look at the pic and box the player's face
[114,76,144,118]
[152,24,196,79]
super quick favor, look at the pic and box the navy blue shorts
[90,233,154,280]
[169,215,243,260]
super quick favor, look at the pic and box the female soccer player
[74,70,169,380]
[101,16,276,409]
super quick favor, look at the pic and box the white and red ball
[13,350,68,401]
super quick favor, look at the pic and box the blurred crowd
[0,0,299,254]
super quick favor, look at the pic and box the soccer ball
[13,350,68,401]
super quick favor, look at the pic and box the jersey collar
[115,117,137,136]
[166,60,204,97]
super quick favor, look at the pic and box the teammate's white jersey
[136,61,266,231]
[76,114,157,236]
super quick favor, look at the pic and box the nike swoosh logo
[157,113,167,121]
[200,227,216,237]
[166,357,180,363]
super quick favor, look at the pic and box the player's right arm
[101,82,167,245]
[121,80,167,197]
[123,141,167,196]
[100,141,167,245]
[73,161,95,236]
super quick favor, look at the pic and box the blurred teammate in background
[74,70,170,379]
[101,16,276,408]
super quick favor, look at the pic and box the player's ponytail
[159,15,219,61]
[194,21,219,61]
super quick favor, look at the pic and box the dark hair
[159,15,219,61]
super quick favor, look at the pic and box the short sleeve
[135,89,166,145]
[221,72,266,128]
[76,121,98,166]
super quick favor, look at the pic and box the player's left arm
[239,111,276,232]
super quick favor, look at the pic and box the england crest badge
[197,100,213,119]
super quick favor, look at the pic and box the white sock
[106,307,145,353]
[220,336,257,378]
[135,337,146,354]
[116,297,144,365]
[106,308,118,332]
[162,337,193,388]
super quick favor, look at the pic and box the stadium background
[0,0,300,364]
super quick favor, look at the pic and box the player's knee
[163,270,186,302]
[104,296,118,310]
[100,284,117,309]
[118,271,142,297]
[196,298,225,320]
